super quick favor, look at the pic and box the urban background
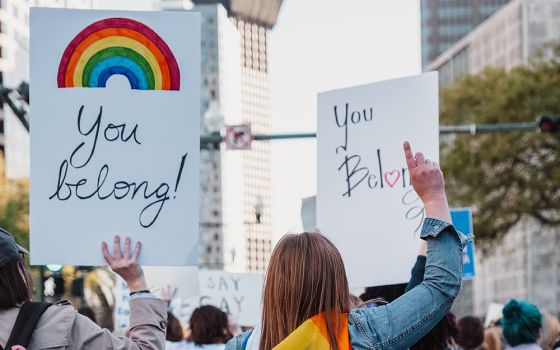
[0,0,559,329]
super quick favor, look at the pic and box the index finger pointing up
[403,141,416,169]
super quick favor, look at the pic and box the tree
[440,44,560,252]
[0,155,29,250]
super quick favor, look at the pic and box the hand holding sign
[102,235,147,293]
[403,141,451,223]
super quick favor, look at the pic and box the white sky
[94,0,422,243]
[269,0,421,242]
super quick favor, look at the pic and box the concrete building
[194,3,245,271]
[420,0,511,69]
[194,0,281,272]
[161,0,282,272]
[473,218,560,317]
[427,0,560,86]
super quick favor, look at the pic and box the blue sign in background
[450,208,476,280]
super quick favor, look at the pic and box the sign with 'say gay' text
[30,8,200,266]
[317,73,439,288]
[114,269,264,331]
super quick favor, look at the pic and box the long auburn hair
[260,232,350,350]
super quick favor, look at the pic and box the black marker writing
[70,105,141,169]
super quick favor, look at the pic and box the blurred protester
[456,316,485,350]
[359,284,406,303]
[411,312,460,350]
[0,231,167,349]
[539,312,560,350]
[502,299,542,349]
[168,305,233,349]
[226,142,472,350]
[189,305,233,348]
[481,326,504,350]
[167,312,185,342]
[349,294,361,308]
[405,241,460,350]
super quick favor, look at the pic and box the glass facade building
[421,0,511,69]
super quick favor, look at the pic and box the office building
[162,0,282,271]
[421,0,511,69]
[428,0,560,86]
[474,218,560,317]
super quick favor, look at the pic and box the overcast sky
[269,0,421,242]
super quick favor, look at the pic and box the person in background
[166,305,233,350]
[502,299,542,349]
[405,240,460,350]
[539,312,560,350]
[167,312,186,342]
[481,326,504,350]
[226,142,472,350]
[456,316,485,350]
[0,232,167,349]
[188,305,233,349]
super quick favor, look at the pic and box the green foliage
[440,44,560,252]
[0,156,29,250]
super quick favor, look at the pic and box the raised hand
[102,235,147,293]
[160,285,178,306]
[403,142,451,223]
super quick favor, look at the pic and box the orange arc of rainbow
[64,27,171,90]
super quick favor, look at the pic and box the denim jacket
[226,217,472,350]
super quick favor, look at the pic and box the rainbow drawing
[57,17,180,90]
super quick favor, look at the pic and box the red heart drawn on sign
[384,170,401,188]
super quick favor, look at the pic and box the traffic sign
[451,208,476,279]
[225,124,252,150]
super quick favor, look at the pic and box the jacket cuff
[420,217,473,246]
[129,297,168,331]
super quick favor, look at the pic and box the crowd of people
[1,142,559,350]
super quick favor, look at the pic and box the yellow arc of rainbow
[72,36,163,89]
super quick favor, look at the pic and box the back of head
[0,228,32,310]
[0,256,33,310]
[189,305,232,345]
[456,316,484,350]
[167,312,184,342]
[261,232,350,350]
[411,312,459,350]
[502,299,542,346]
[540,312,560,350]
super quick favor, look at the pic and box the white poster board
[198,270,264,326]
[114,269,263,331]
[317,73,439,287]
[30,8,200,266]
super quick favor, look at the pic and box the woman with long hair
[226,142,471,350]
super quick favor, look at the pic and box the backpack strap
[4,301,52,349]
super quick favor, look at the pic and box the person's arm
[70,236,167,350]
[349,142,472,349]
[404,255,427,293]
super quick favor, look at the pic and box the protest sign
[114,269,263,331]
[301,195,317,231]
[317,73,439,287]
[30,8,200,266]
[198,270,264,326]
[450,208,476,279]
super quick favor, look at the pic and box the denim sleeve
[349,217,472,350]
[405,255,427,293]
